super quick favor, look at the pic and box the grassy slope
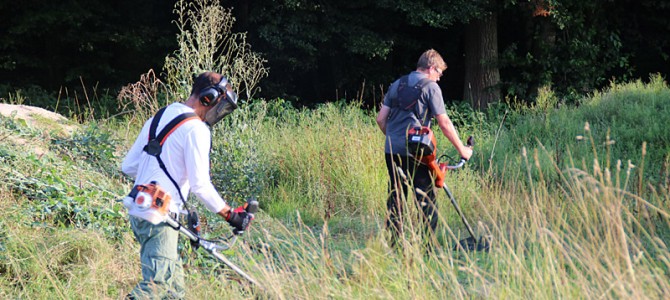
[1,76,669,299]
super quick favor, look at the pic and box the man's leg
[411,161,439,248]
[385,154,409,246]
[129,216,185,300]
[413,164,438,231]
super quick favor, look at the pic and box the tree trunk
[463,13,500,110]
[528,13,557,98]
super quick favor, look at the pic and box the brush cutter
[164,199,263,288]
[439,159,491,252]
[437,137,491,252]
[123,190,263,289]
[399,135,491,252]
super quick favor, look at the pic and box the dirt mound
[0,103,76,133]
[0,103,77,156]
[0,103,67,121]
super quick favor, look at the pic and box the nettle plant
[118,0,269,124]
[163,0,268,101]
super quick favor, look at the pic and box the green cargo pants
[128,216,185,300]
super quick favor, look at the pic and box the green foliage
[0,115,128,240]
[499,0,633,104]
[0,111,39,137]
[534,85,559,113]
[485,74,670,191]
[209,100,274,204]
[246,0,435,103]
[581,75,670,147]
[52,123,122,176]
[253,0,396,62]
[0,0,175,92]
[2,0,669,110]
[445,101,493,134]
[378,0,488,28]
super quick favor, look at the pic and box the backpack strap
[391,75,434,125]
[143,106,200,209]
[413,77,433,126]
[390,75,411,109]
[147,107,167,146]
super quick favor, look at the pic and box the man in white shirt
[122,72,252,299]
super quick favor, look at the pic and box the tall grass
[151,78,669,299]
[486,74,670,193]
[2,76,670,299]
[0,114,137,299]
[179,125,670,299]
[255,101,387,225]
[1,224,139,299]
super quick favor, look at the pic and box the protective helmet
[200,76,239,126]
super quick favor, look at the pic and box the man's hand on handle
[226,205,254,235]
[460,136,474,161]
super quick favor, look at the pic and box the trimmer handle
[438,136,474,171]
[229,197,258,237]
[245,198,259,215]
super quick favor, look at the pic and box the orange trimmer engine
[134,182,172,215]
[407,126,447,188]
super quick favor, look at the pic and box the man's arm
[185,124,251,233]
[184,125,229,214]
[435,113,473,160]
[376,105,391,134]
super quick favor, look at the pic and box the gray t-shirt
[382,71,446,155]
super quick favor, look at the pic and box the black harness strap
[391,75,433,126]
[143,106,200,209]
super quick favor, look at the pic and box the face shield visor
[203,77,239,126]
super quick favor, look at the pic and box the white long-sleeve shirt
[121,102,227,214]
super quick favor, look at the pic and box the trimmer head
[454,235,492,252]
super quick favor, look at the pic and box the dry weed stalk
[116,69,166,122]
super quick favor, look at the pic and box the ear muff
[199,76,231,106]
[199,76,237,108]
[198,85,223,107]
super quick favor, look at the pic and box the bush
[485,74,670,192]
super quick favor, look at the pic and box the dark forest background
[1,0,669,111]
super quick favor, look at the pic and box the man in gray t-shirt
[376,49,473,247]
